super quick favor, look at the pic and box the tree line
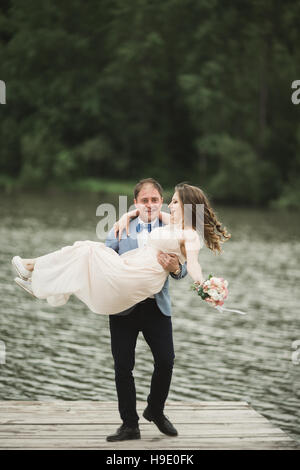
[1,0,300,207]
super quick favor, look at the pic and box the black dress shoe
[106,424,141,442]
[143,406,178,436]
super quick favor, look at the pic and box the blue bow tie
[136,222,152,233]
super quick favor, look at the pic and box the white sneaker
[14,277,36,297]
[12,256,32,280]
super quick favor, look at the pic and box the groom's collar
[137,216,159,228]
[128,216,163,234]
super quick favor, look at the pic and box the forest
[1,0,300,207]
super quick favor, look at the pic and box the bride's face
[168,192,183,225]
[134,184,163,222]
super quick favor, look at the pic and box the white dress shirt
[136,217,158,299]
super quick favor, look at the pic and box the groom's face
[134,184,163,222]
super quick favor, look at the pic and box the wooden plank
[0,422,288,437]
[0,401,251,410]
[0,401,250,406]
[0,411,269,425]
[0,401,298,450]
[0,437,298,450]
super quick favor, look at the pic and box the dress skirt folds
[30,226,188,315]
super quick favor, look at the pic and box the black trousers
[109,298,175,427]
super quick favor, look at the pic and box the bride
[12,183,230,315]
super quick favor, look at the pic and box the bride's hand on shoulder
[114,209,139,241]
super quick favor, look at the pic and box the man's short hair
[134,178,163,200]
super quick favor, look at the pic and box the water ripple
[0,194,299,442]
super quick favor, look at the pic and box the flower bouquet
[192,274,246,315]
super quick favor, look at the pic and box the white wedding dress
[30,225,189,315]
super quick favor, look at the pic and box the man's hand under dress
[157,251,181,275]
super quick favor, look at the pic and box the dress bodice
[146,225,187,265]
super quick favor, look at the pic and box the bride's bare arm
[114,209,171,240]
[158,211,171,225]
[114,209,139,240]
[184,229,204,284]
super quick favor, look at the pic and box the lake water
[0,191,299,443]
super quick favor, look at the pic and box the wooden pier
[0,401,299,450]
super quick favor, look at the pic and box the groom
[105,178,187,442]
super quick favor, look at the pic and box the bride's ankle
[22,258,35,271]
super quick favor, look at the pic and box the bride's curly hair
[175,182,231,253]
